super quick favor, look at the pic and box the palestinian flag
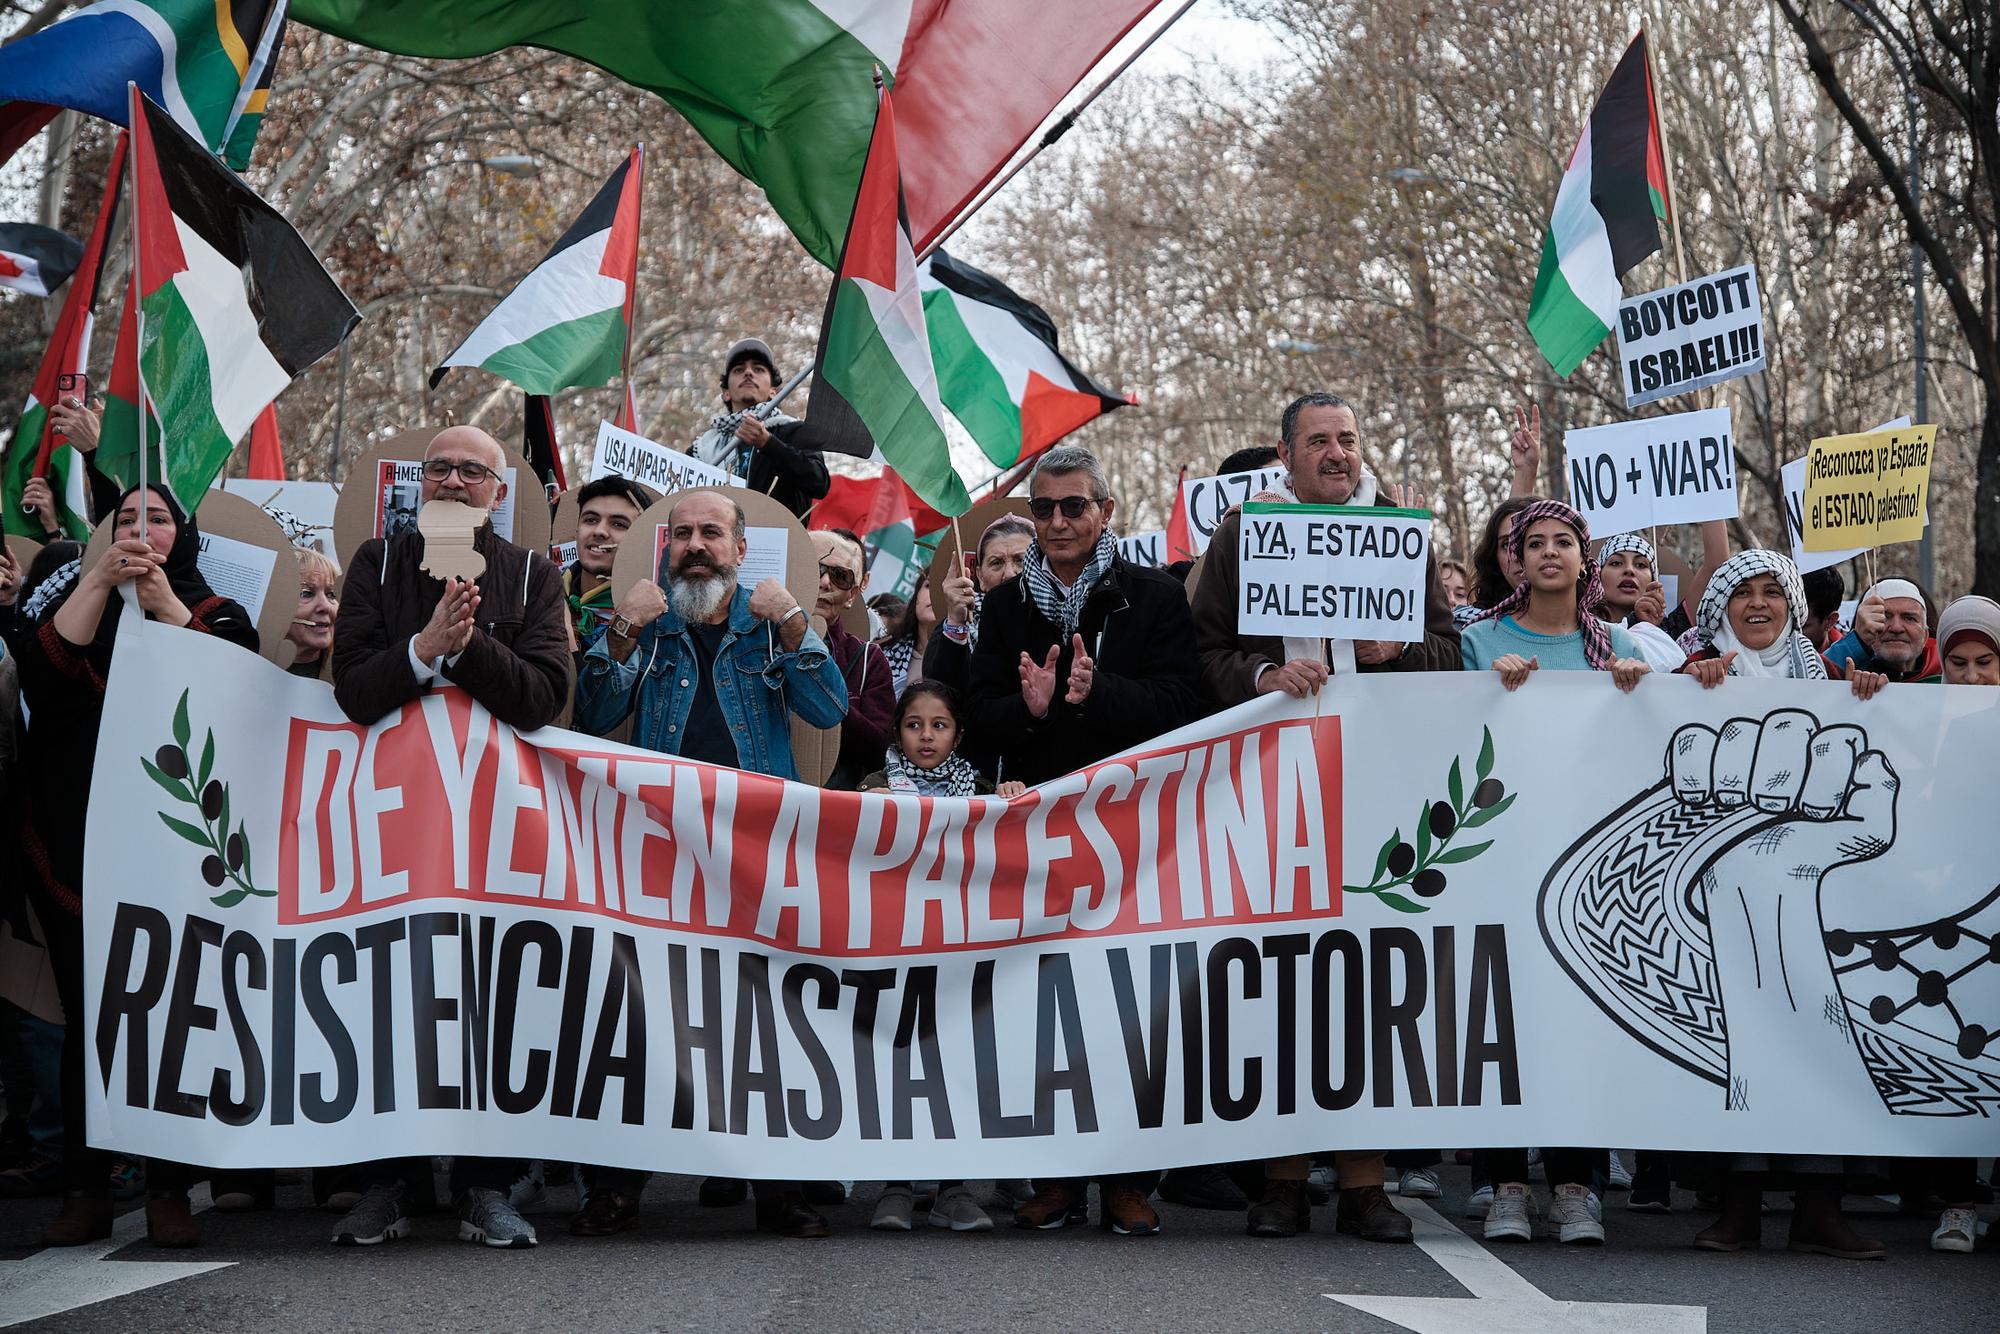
[923,249,1132,470]
[810,85,966,516]
[0,0,289,170]
[246,404,285,480]
[810,471,945,601]
[431,147,642,396]
[1526,32,1671,377]
[523,394,567,497]
[111,88,357,505]
[96,275,164,492]
[1,134,125,541]
[292,0,1164,267]
[0,224,84,298]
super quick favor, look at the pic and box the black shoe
[699,1176,749,1208]
[1246,1178,1310,1237]
[570,1189,641,1236]
[1160,1164,1250,1211]
[1336,1185,1414,1243]
[802,1180,848,1206]
[755,1191,831,1238]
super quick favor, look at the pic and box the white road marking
[0,1187,233,1328]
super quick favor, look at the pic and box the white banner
[1178,465,1288,556]
[86,622,2000,1175]
[1116,530,1167,568]
[590,421,733,493]
[1616,264,1766,407]
[1564,407,1739,538]
[1236,503,1431,641]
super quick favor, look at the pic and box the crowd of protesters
[0,356,1992,1259]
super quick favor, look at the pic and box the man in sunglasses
[810,528,895,788]
[964,443,1201,1238]
[686,337,831,519]
[328,425,573,1251]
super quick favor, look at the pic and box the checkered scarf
[1022,529,1119,638]
[1693,550,1827,680]
[1465,501,1614,670]
[1596,533,1655,569]
[883,745,980,797]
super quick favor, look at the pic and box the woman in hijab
[1592,534,1687,672]
[1678,551,1886,699]
[15,485,257,1250]
[1936,595,2000,686]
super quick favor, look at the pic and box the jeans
[0,999,63,1160]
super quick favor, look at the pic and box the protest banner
[1801,423,1936,553]
[88,622,2000,1175]
[590,421,733,493]
[1116,530,1166,568]
[1616,264,1766,407]
[1236,503,1431,641]
[1781,417,1911,574]
[1177,465,1289,557]
[1563,407,1738,538]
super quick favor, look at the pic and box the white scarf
[1267,469,1379,675]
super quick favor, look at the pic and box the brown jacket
[1191,501,1461,707]
[332,527,572,731]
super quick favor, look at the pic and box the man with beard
[572,489,848,1238]
[687,338,831,519]
[1190,391,1460,1246]
[1825,577,1941,682]
[330,425,572,1251]
[564,476,652,656]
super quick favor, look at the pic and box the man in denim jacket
[570,490,847,1239]
[576,490,847,778]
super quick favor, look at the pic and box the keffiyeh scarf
[691,406,802,474]
[1023,530,1118,638]
[19,558,80,624]
[1694,550,1827,680]
[883,745,980,797]
[1465,500,1615,670]
[1596,532,1655,569]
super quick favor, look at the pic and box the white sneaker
[1607,1152,1633,1191]
[1484,1183,1534,1242]
[1465,1184,1494,1219]
[1931,1207,1977,1254]
[1398,1166,1443,1199]
[507,1161,545,1213]
[1548,1183,1606,1245]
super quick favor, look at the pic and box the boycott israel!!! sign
[1616,265,1766,407]
[1801,424,1936,553]
[1178,465,1289,556]
[85,622,2000,1175]
[1563,407,1738,538]
[1237,503,1431,641]
[591,421,733,493]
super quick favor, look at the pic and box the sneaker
[332,1183,411,1247]
[1397,1166,1442,1200]
[507,1162,545,1213]
[1627,1179,1673,1213]
[1101,1183,1160,1236]
[929,1185,994,1232]
[458,1187,538,1248]
[1483,1183,1534,1242]
[871,1184,916,1231]
[1465,1183,1494,1219]
[1607,1152,1633,1192]
[108,1158,145,1201]
[991,1178,1034,1210]
[1013,1180,1086,1230]
[1159,1163,1249,1211]
[0,1153,64,1198]
[1931,1207,1978,1254]
[1548,1183,1606,1245]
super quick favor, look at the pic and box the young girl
[861,682,1022,1231]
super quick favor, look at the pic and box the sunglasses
[422,458,499,484]
[818,561,858,590]
[1029,495,1099,521]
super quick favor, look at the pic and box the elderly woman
[286,548,341,678]
[1678,551,1885,699]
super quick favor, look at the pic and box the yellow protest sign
[1800,424,1935,552]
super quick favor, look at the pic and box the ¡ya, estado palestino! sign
[86,620,2000,1177]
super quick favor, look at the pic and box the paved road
[1,1164,1991,1331]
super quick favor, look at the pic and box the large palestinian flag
[1525,32,1671,377]
[923,249,1131,470]
[810,472,944,602]
[293,0,1166,267]
[0,135,125,541]
[104,89,357,505]
[810,85,966,516]
[431,148,642,396]
[0,224,84,298]
[0,0,289,169]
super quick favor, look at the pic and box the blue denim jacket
[574,587,848,780]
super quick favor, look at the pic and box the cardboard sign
[1117,530,1167,568]
[1563,407,1738,538]
[1179,465,1289,556]
[195,531,278,615]
[1617,264,1766,407]
[331,434,550,581]
[372,459,519,546]
[217,479,338,555]
[1782,417,1909,574]
[1801,423,1936,553]
[649,522,788,593]
[590,420,733,493]
[1237,502,1432,641]
[417,500,489,583]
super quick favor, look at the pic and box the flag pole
[125,84,148,615]
[914,0,1203,263]
[617,143,645,436]
[218,0,290,157]
[1640,20,1690,285]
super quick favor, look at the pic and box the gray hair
[1029,444,1111,501]
[667,489,746,541]
[1279,392,1356,451]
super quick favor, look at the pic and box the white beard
[669,568,736,623]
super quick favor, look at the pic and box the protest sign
[218,479,338,555]
[331,434,550,573]
[1178,465,1289,557]
[1117,530,1167,568]
[1781,417,1909,574]
[1801,423,1936,553]
[1236,503,1431,641]
[1616,264,1766,407]
[1563,407,1738,537]
[923,496,1033,615]
[88,623,2000,1174]
[591,421,733,493]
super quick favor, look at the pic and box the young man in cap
[687,337,831,519]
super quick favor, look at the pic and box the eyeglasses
[1029,496,1099,522]
[422,458,498,485]
[818,562,858,590]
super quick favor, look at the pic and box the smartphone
[56,372,89,403]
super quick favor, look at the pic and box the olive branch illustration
[140,690,266,908]
[1344,726,1514,913]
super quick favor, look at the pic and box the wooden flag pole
[1640,19,1691,286]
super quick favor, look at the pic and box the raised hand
[1064,633,1095,705]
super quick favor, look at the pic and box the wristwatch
[780,604,806,626]
[608,612,638,640]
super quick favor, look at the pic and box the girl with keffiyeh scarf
[1677,550,1886,699]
